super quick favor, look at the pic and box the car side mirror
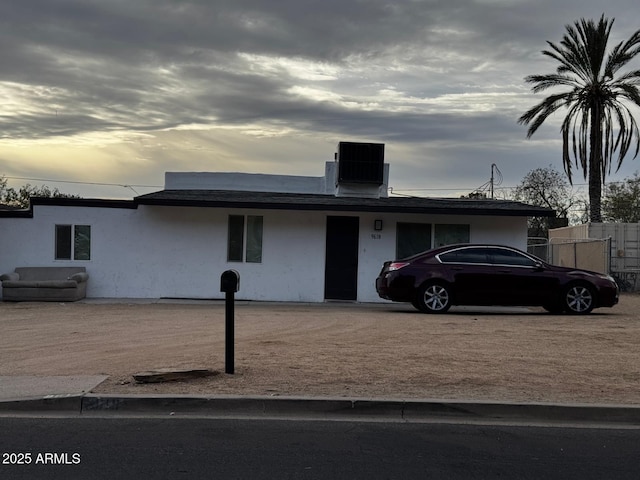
[534,261,544,271]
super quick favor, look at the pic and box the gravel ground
[1,295,638,404]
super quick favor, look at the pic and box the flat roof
[0,191,555,218]
[134,189,555,217]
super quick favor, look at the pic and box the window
[55,225,91,260]
[396,223,470,259]
[228,215,263,263]
[227,216,245,262]
[486,248,538,267]
[245,215,263,263]
[434,224,470,247]
[396,223,432,259]
[439,248,488,264]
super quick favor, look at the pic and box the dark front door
[324,216,359,300]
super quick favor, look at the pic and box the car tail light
[388,262,409,271]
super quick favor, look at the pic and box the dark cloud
[1,0,639,196]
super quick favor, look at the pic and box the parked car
[376,244,619,314]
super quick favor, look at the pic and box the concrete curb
[80,395,640,424]
[0,394,84,413]
[2,394,639,425]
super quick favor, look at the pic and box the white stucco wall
[0,204,528,302]
[165,162,391,198]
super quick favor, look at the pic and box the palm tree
[518,15,640,222]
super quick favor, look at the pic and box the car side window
[439,248,488,264]
[487,248,537,267]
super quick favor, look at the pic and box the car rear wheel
[563,283,595,314]
[415,282,452,314]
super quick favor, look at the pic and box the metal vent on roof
[336,142,384,185]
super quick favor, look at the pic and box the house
[0,142,554,302]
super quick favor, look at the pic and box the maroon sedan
[376,244,619,314]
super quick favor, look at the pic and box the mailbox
[220,269,240,293]
[220,269,240,375]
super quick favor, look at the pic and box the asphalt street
[1,416,639,480]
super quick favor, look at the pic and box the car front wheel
[415,282,452,314]
[563,283,595,314]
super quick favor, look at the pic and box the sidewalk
[1,297,639,423]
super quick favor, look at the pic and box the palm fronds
[518,15,640,221]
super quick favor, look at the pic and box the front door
[324,216,359,300]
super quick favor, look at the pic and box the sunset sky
[1,0,640,200]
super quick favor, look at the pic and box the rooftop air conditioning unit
[336,142,385,185]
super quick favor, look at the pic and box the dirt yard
[1,295,639,405]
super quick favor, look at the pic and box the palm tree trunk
[589,102,603,223]
[589,164,602,222]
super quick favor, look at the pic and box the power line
[392,178,636,194]
[392,182,591,193]
[2,174,622,198]
[3,175,162,189]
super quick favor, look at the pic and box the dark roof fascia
[135,190,555,217]
[0,197,137,218]
[0,208,32,218]
[0,191,556,218]
[31,197,137,209]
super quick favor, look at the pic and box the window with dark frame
[396,223,471,259]
[227,215,245,262]
[396,223,432,259]
[55,224,91,260]
[434,224,470,247]
[246,215,263,263]
[227,215,263,263]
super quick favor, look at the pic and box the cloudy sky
[1,0,640,200]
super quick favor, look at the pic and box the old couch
[0,267,89,302]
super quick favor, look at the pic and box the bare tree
[512,166,584,237]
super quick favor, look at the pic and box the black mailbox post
[220,270,240,374]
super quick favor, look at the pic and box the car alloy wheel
[416,282,452,313]
[564,284,595,314]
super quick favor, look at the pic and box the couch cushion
[14,267,86,281]
[3,280,79,289]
